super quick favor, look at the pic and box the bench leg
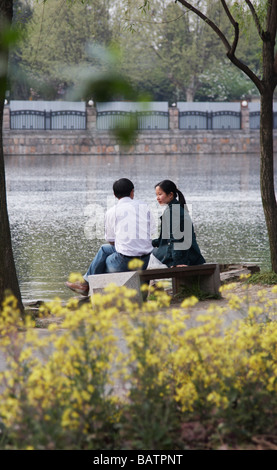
[172,276,199,296]
[172,267,220,296]
[172,277,182,295]
[198,265,220,294]
[140,279,150,302]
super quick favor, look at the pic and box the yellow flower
[19,348,33,363]
[219,282,237,292]
[239,273,251,280]
[228,294,244,310]
[180,296,198,308]
[68,272,84,283]
[207,391,228,408]
[248,305,264,319]
[128,258,144,270]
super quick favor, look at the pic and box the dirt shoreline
[22,263,276,327]
[32,277,277,329]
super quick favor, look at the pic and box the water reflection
[5,153,274,302]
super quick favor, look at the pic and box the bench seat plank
[139,263,220,295]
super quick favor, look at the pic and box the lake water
[5,153,275,303]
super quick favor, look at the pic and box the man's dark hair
[113,178,134,198]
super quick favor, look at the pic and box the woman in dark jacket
[152,180,205,267]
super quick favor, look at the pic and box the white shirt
[105,197,156,256]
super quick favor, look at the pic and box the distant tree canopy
[10,0,261,101]
[11,0,112,99]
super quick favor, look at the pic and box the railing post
[45,110,51,130]
[240,100,250,130]
[207,111,212,129]
[169,105,178,130]
[86,102,97,130]
[3,104,10,130]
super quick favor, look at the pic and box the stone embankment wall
[3,104,274,156]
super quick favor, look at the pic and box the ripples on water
[5,153,274,302]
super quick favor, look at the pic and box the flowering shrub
[0,276,277,449]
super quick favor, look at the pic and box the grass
[173,282,222,302]
[245,270,277,286]
[147,280,222,303]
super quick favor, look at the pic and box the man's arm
[105,206,116,243]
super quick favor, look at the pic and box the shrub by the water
[0,274,277,450]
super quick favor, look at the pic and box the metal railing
[96,111,169,130]
[10,110,87,130]
[249,112,260,129]
[179,110,241,130]
[250,111,277,129]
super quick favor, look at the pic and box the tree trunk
[0,0,24,312]
[177,0,277,273]
[185,76,195,102]
[260,90,277,273]
[259,17,277,274]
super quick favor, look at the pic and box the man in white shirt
[66,178,155,296]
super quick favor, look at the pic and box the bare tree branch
[267,0,277,40]
[177,0,231,51]
[220,0,239,55]
[245,0,264,39]
[220,0,237,28]
[227,52,263,93]
[125,11,189,26]
[176,0,263,93]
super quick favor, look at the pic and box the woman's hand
[171,264,188,267]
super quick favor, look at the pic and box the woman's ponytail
[176,188,186,207]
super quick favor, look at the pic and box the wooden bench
[139,263,220,296]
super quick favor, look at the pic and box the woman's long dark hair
[155,180,186,207]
